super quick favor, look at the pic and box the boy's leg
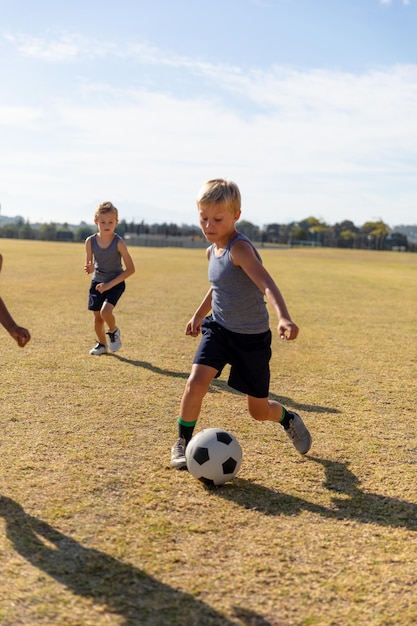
[246,395,312,455]
[246,396,283,422]
[93,310,107,345]
[180,363,218,424]
[101,302,122,352]
[89,310,108,355]
[171,363,218,469]
[100,302,116,332]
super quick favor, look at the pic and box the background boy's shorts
[88,281,126,311]
[193,316,272,398]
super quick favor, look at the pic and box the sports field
[1,239,416,626]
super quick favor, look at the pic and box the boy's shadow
[111,355,189,381]
[0,496,243,626]
[214,457,417,532]
[312,456,417,529]
[112,355,339,414]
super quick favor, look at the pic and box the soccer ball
[185,428,242,486]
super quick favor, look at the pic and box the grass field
[1,239,416,626]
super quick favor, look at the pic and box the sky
[1,0,417,229]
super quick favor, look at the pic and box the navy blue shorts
[88,281,126,311]
[193,316,272,398]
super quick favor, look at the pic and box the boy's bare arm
[186,288,213,337]
[231,241,299,340]
[84,237,94,274]
[264,283,299,340]
[0,298,31,347]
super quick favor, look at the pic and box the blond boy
[171,179,312,469]
[85,202,135,355]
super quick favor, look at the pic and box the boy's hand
[186,314,203,337]
[84,262,94,274]
[11,325,31,347]
[95,282,107,294]
[278,318,299,341]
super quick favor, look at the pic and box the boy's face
[198,202,241,246]
[95,211,118,234]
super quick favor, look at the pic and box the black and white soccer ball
[185,428,242,486]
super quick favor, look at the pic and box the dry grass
[0,240,416,626]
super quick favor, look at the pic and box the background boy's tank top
[91,234,123,282]
[208,232,269,334]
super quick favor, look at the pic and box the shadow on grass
[267,392,341,415]
[0,496,249,626]
[111,354,190,380]
[213,457,417,532]
[112,355,340,414]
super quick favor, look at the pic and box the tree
[56,228,74,242]
[18,222,36,240]
[116,219,128,236]
[339,229,357,248]
[38,223,57,241]
[237,220,259,240]
[299,217,330,245]
[288,225,307,242]
[264,223,281,242]
[75,225,94,242]
[361,221,390,250]
[384,232,408,250]
[0,223,19,238]
[332,220,359,248]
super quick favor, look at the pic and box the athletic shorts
[193,316,272,398]
[88,281,126,311]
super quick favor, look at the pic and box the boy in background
[85,202,135,355]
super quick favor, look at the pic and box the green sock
[279,407,291,430]
[178,417,197,443]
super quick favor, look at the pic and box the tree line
[0,216,413,251]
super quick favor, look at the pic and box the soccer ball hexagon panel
[185,428,243,486]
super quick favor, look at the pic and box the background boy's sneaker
[285,411,312,454]
[107,327,121,352]
[171,437,187,469]
[89,342,108,356]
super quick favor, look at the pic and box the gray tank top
[208,232,269,334]
[91,234,123,282]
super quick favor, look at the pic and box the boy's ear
[234,209,242,222]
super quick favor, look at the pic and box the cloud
[0,105,42,127]
[2,31,204,67]
[1,31,417,226]
[7,61,415,226]
[2,32,123,62]
[380,0,411,5]
[2,30,245,81]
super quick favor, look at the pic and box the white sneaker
[89,342,108,356]
[171,437,187,470]
[106,327,121,352]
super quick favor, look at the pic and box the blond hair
[196,179,241,216]
[94,201,118,221]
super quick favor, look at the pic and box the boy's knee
[185,374,208,398]
[100,307,113,321]
[185,376,202,395]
